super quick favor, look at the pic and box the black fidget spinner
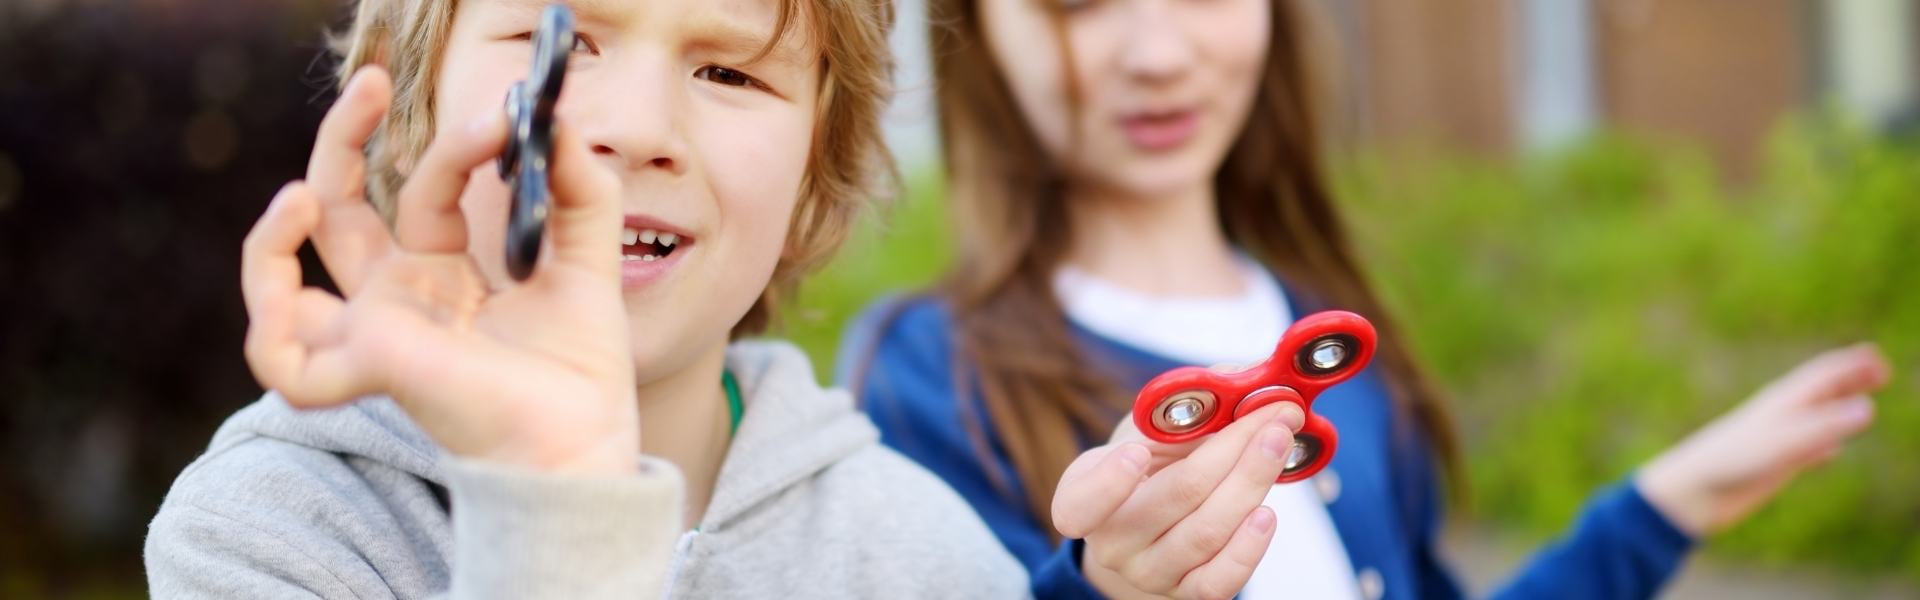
[498,5,574,281]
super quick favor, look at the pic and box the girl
[145,0,1027,597]
[843,0,1893,598]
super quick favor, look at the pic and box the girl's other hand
[240,66,637,475]
[1637,343,1893,536]
[1052,402,1306,600]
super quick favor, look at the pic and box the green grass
[774,117,1920,580]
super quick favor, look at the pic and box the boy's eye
[695,66,762,90]
[569,35,598,55]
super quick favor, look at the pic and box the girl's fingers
[1174,507,1277,600]
[542,118,623,275]
[1053,443,1152,538]
[1106,403,1302,552]
[394,109,509,254]
[1129,423,1293,591]
[306,66,396,294]
[1766,344,1892,408]
[1776,395,1876,466]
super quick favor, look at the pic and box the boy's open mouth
[621,226,687,262]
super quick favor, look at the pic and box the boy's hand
[1638,343,1892,536]
[1052,402,1305,600]
[241,66,639,475]
[304,69,397,297]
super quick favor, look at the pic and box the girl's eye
[695,65,761,89]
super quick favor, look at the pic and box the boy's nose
[592,144,679,174]
[572,59,688,176]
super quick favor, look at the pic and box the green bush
[776,119,1920,580]
[1339,119,1920,578]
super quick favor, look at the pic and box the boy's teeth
[638,229,658,245]
[642,254,658,262]
[658,232,678,247]
[622,227,639,246]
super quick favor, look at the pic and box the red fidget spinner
[1131,310,1376,483]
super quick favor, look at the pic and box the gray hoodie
[146,340,1029,599]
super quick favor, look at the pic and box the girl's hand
[241,66,638,475]
[1052,402,1306,600]
[1637,343,1893,536]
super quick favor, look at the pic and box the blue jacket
[838,295,1692,599]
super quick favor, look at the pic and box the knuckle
[1182,576,1235,600]
[1164,471,1215,508]
[1088,542,1123,571]
[1118,559,1171,596]
[1179,521,1233,559]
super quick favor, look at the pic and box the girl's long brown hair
[925,0,1461,534]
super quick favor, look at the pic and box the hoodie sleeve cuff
[444,456,685,599]
[1032,538,1104,600]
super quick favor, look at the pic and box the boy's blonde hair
[332,0,896,334]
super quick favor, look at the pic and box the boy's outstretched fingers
[241,183,361,408]
[306,66,396,295]
[393,109,510,254]
[543,117,624,277]
[1175,507,1278,600]
[1053,443,1152,538]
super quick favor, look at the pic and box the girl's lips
[1119,109,1200,152]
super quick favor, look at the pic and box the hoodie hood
[152,338,1029,599]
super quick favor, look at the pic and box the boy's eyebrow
[477,0,632,33]
[480,0,813,69]
[684,10,813,69]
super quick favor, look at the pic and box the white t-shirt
[1055,258,1362,600]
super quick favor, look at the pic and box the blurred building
[1317,0,1918,178]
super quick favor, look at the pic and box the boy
[144,0,1026,597]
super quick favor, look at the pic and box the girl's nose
[1119,0,1198,84]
